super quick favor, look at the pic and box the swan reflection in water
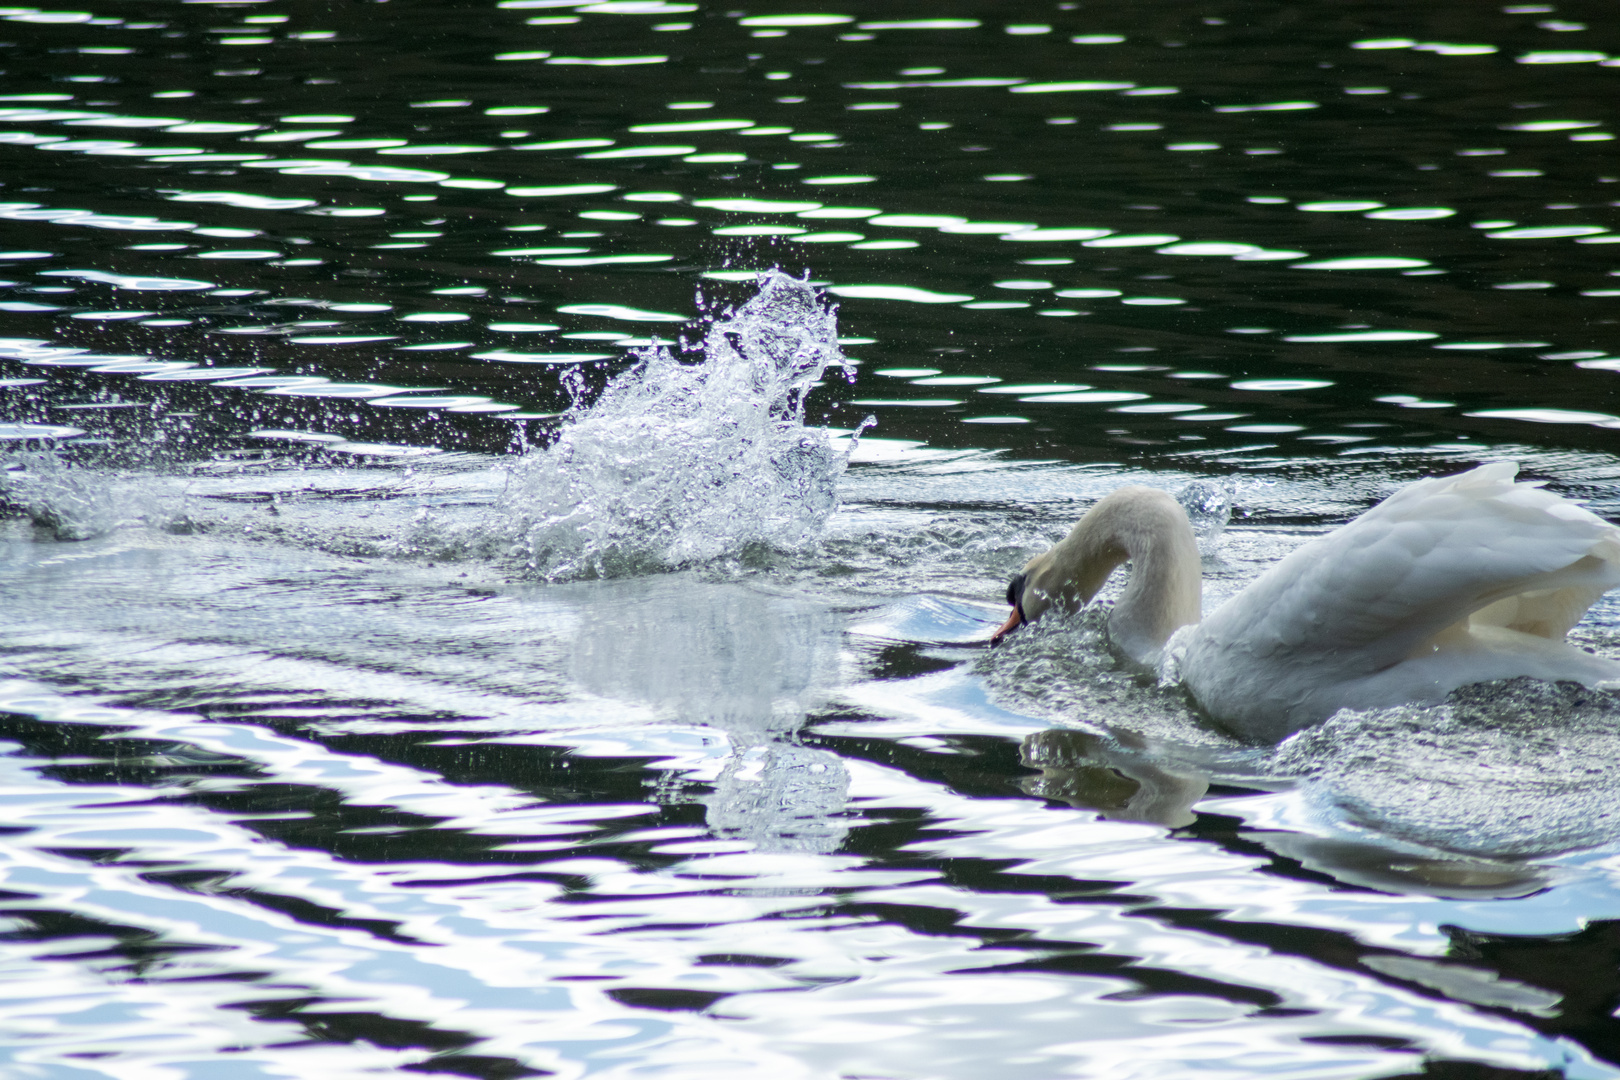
[1021,729,1211,830]
[1022,673,1620,900]
[568,576,850,853]
[1020,727,1553,899]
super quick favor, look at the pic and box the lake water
[3,1,1620,1077]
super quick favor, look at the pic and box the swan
[991,462,1620,741]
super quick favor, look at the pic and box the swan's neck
[1018,486,1202,665]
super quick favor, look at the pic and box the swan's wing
[1200,462,1620,669]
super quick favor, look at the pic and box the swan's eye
[1005,572,1027,613]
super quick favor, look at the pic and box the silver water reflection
[569,576,850,852]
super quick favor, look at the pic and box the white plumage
[993,462,1620,741]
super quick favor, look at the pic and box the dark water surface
[5,1,1620,1077]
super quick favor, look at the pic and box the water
[4,1,1620,1077]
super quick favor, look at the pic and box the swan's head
[988,485,1201,650]
[990,572,1029,646]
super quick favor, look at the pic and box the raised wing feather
[1198,463,1620,670]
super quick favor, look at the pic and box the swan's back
[1178,462,1620,739]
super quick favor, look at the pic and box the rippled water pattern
[5,2,1620,1078]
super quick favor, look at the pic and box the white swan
[991,462,1620,741]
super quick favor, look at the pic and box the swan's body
[994,463,1620,741]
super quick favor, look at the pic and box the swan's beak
[989,606,1023,647]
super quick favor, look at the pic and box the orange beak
[989,606,1023,647]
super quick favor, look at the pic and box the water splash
[1177,477,1235,556]
[500,271,863,579]
[0,452,171,541]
